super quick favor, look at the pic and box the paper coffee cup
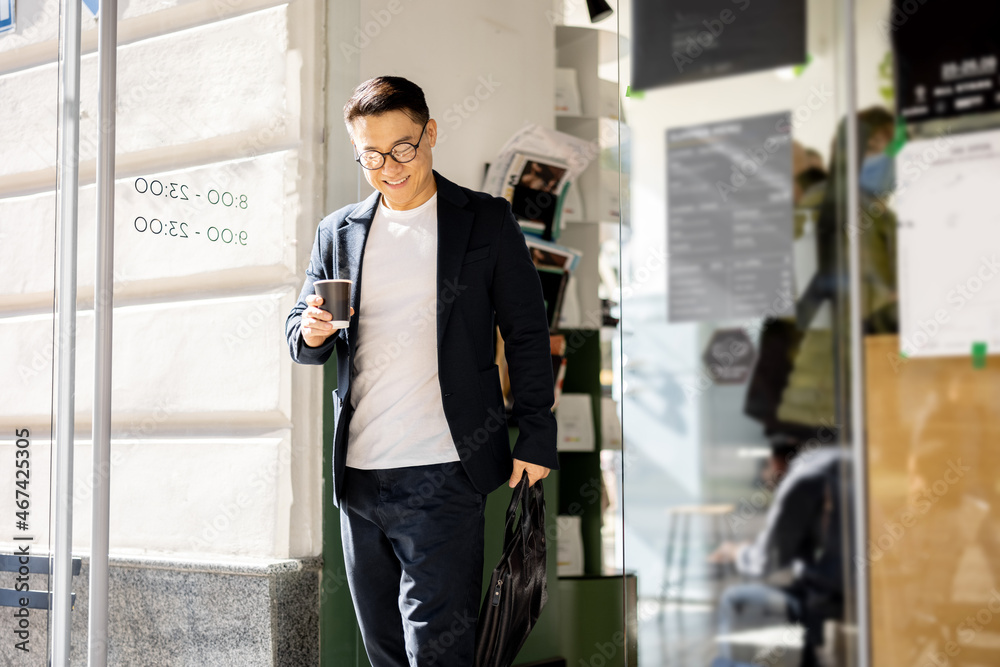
[313,279,351,328]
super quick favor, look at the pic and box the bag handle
[524,480,545,554]
[503,472,546,556]
[503,472,530,547]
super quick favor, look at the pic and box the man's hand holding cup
[303,279,353,348]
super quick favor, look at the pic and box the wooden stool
[660,504,735,602]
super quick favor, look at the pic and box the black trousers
[340,462,487,667]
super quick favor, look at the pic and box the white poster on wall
[555,393,595,452]
[554,68,582,116]
[896,129,1000,358]
[556,515,584,576]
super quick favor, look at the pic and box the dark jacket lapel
[335,174,474,352]
[434,172,474,348]
[336,189,380,352]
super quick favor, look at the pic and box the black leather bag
[474,473,549,667]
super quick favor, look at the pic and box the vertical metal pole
[89,0,118,661]
[51,0,82,659]
[842,0,871,664]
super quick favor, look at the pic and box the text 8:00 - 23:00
[134,178,248,209]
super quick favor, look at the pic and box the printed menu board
[667,113,795,323]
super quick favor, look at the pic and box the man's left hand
[707,540,748,565]
[509,459,550,488]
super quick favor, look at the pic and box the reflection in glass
[619,0,859,665]
[621,0,1000,664]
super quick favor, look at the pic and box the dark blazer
[286,171,559,503]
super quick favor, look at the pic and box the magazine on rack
[525,237,581,329]
[502,153,571,238]
[551,334,568,409]
[524,236,582,274]
[485,124,595,239]
[484,124,595,195]
[537,267,569,330]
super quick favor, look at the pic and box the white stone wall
[0,0,325,560]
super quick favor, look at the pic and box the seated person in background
[709,437,849,667]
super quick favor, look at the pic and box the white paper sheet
[895,129,1000,358]
[555,68,582,116]
[556,393,595,452]
[556,515,585,576]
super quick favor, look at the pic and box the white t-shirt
[346,193,461,469]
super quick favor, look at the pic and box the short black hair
[343,76,430,128]
[796,166,828,192]
[859,106,895,136]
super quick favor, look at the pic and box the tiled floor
[637,599,719,666]
[635,597,803,667]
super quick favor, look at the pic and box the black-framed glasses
[354,121,428,170]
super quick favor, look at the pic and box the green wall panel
[322,361,371,667]
[556,329,605,576]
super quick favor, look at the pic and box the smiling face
[350,110,438,211]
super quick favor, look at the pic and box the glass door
[1,0,70,662]
[855,1,1000,665]
[617,0,863,664]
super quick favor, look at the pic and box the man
[709,440,848,667]
[285,76,559,666]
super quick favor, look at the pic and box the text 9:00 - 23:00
[133,217,248,246]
